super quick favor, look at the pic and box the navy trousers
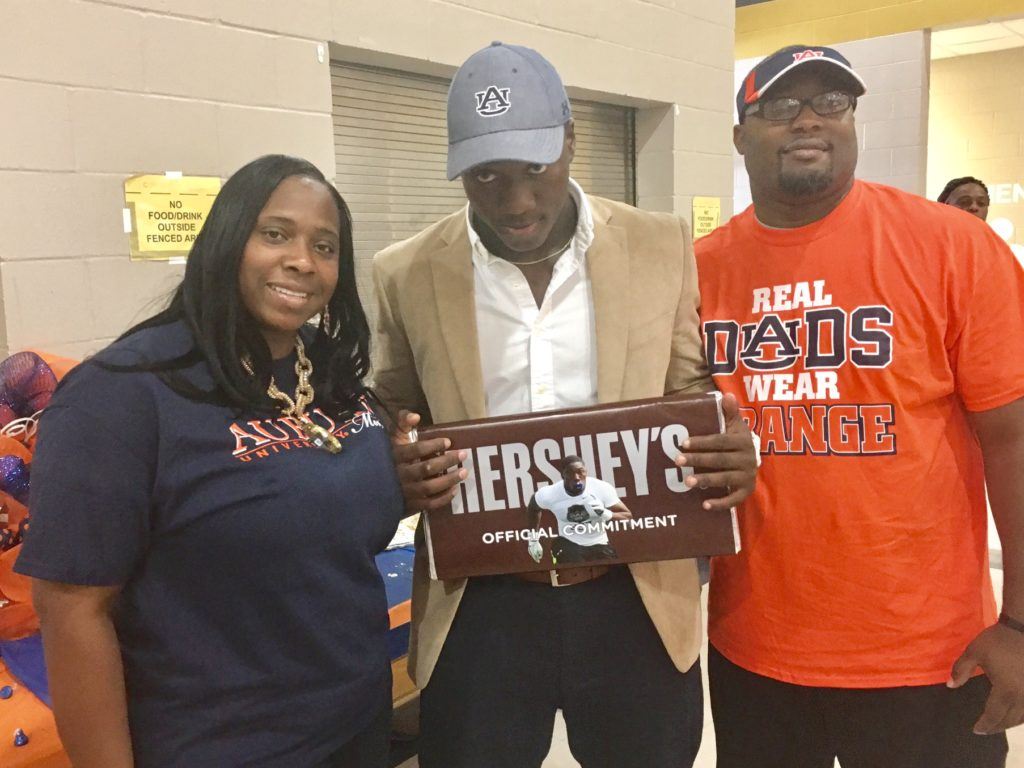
[418,567,703,768]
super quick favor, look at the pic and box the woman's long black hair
[938,176,988,204]
[106,154,370,415]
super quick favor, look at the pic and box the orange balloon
[0,600,38,640]
[0,545,32,604]
[0,436,32,463]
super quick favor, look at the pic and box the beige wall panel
[546,2,696,60]
[0,0,146,89]
[676,150,733,198]
[0,80,74,171]
[930,109,991,140]
[658,61,734,112]
[636,105,675,154]
[538,0,734,46]
[893,92,924,120]
[537,0,609,39]
[70,90,221,174]
[0,172,127,261]
[329,0,489,62]
[326,1,732,104]
[86,257,184,339]
[440,0,542,18]
[273,39,334,114]
[893,147,923,178]
[3,0,734,353]
[670,16,737,70]
[141,17,280,105]
[968,85,1020,115]
[1,260,97,349]
[675,106,736,156]
[863,117,925,150]
[139,19,329,112]
[852,90,894,122]
[636,151,675,198]
[216,107,335,178]
[967,134,1020,162]
[858,148,896,179]
[858,58,924,93]
[95,0,212,19]
[216,0,333,39]
[682,0,734,27]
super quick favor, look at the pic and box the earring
[320,305,332,333]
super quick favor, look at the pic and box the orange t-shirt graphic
[696,181,1024,687]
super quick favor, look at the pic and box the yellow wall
[928,46,1024,247]
[737,0,1024,58]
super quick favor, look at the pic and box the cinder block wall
[0,0,735,359]
[732,31,929,214]
[929,46,1024,248]
[929,45,1024,561]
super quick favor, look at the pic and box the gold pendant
[300,418,342,454]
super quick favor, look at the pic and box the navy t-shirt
[16,321,405,767]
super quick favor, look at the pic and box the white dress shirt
[467,179,597,417]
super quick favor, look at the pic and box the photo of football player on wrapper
[526,455,634,565]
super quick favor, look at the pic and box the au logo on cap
[792,49,824,61]
[475,85,511,117]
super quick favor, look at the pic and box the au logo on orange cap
[792,49,825,61]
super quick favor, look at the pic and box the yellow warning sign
[123,174,222,261]
[692,196,721,240]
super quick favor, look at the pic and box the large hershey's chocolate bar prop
[418,393,741,580]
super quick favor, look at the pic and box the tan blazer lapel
[587,200,629,404]
[427,218,487,420]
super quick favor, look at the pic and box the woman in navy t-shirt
[16,155,405,768]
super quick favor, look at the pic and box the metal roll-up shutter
[330,62,636,319]
[568,99,636,203]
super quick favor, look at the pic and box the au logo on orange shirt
[703,279,896,456]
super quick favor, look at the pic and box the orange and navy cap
[737,45,867,122]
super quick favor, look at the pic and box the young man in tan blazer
[372,42,757,768]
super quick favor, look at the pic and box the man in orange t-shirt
[697,45,1024,768]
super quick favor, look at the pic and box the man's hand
[392,410,467,513]
[949,623,1024,734]
[675,393,758,511]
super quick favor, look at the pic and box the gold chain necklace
[242,336,342,454]
[505,232,575,267]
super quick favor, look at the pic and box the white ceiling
[932,18,1024,59]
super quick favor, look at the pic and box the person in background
[938,175,990,221]
[16,155,404,768]
[699,45,1024,768]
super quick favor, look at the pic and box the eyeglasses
[744,91,857,122]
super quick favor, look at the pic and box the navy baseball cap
[737,45,867,122]
[446,42,572,181]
